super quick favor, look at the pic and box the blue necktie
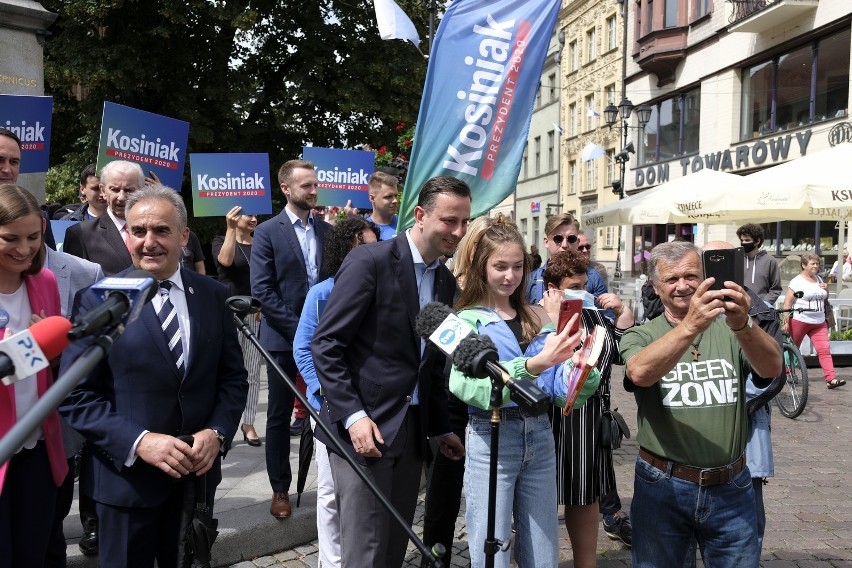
[157,281,184,374]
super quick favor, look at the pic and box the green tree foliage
[41,0,433,239]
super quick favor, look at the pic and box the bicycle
[776,305,812,419]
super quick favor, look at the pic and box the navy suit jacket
[63,214,133,276]
[311,233,456,463]
[58,268,248,508]
[250,210,331,351]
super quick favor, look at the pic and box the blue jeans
[631,455,759,568]
[464,411,558,568]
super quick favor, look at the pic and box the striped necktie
[157,281,185,374]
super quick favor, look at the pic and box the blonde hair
[455,214,539,342]
[452,216,495,288]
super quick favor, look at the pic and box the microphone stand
[230,309,445,568]
[0,326,122,467]
[484,368,508,568]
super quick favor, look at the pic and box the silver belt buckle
[698,467,718,487]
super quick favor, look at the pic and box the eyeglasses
[551,234,578,245]
[577,245,592,252]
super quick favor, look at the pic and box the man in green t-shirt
[619,240,781,568]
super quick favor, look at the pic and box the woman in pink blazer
[0,184,67,568]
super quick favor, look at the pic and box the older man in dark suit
[251,159,331,518]
[312,176,469,568]
[62,160,141,275]
[59,185,247,568]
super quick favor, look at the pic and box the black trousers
[266,351,297,492]
[421,394,468,567]
[0,441,58,568]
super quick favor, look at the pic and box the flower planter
[830,341,852,355]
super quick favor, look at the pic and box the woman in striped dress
[540,251,634,568]
[212,206,263,445]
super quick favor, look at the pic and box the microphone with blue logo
[68,270,158,340]
[415,302,549,416]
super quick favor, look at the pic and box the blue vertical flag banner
[0,95,53,173]
[189,153,273,217]
[398,0,561,230]
[302,146,375,209]
[96,102,190,190]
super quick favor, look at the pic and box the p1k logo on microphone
[429,313,473,357]
[0,329,48,386]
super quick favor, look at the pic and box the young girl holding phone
[449,217,582,567]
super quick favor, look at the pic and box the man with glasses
[577,230,611,286]
[527,214,609,309]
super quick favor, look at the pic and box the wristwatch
[210,429,226,454]
[731,315,753,336]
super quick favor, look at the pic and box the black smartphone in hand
[702,248,744,291]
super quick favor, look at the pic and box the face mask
[563,288,597,309]
[741,242,756,254]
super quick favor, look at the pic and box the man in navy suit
[251,159,331,518]
[312,176,469,567]
[59,185,248,568]
[63,160,141,275]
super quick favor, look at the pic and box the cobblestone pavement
[226,364,852,567]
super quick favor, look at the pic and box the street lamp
[604,99,651,279]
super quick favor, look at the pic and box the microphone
[0,316,72,386]
[453,334,550,416]
[414,302,474,357]
[68,270,158,340]
[226,295,262,318]
[415,302,549,415]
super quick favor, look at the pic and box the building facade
[559,0,630,272]
[619,0,851,276]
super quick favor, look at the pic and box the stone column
[0,1,57,203]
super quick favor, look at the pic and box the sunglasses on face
[577,244,592,252]
[551,234,579,245]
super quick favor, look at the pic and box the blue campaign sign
[190,153,273,217]
[97,102,190,190]
[0,95,53,173]
[303,146,375,209]
[51,220,78,251]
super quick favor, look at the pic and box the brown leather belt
[639,448,746,487]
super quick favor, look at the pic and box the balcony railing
[729,0,819,32]
[728,0,777,24]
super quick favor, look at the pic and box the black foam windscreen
[453,334,496,378]
[415,301,455,338]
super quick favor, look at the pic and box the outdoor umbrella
[581,168,749,230]
[729,143,852,220]
[731,143,852,290]
[295,416,313,507]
